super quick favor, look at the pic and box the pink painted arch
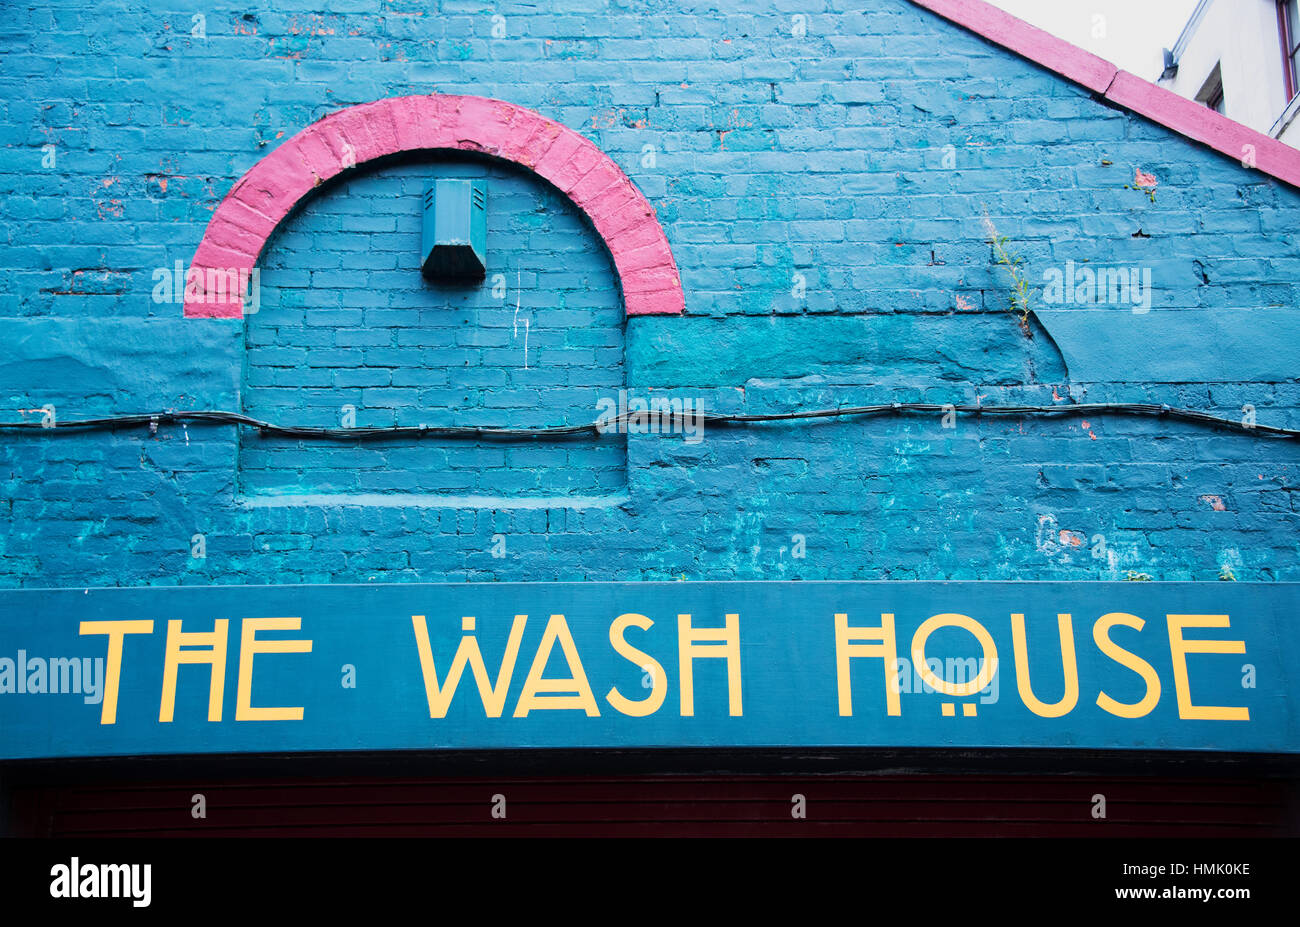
[183,94,684,318]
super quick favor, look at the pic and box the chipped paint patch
[1200,494,1228,511]
[1134,168,1159,189]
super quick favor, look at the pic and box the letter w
[411,615,527,718]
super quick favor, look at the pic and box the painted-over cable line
[0,403,1295,440]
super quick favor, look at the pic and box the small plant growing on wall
[981,210,1033,338]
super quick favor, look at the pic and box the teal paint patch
[627,315,1067,387]
[1034,308,1300,383]
[0,319,241,411]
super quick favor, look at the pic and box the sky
[986,0,1203,80]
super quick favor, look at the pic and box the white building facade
[1159,0,1300,146]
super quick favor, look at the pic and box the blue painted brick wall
[0,0,1297,587]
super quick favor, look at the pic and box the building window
[1204,82,1225,114]
[1281,0,1300,102]
[1196,64,1225,114]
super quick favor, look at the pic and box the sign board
[1,582,1295,759]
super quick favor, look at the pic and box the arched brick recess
[183,94,683,318]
